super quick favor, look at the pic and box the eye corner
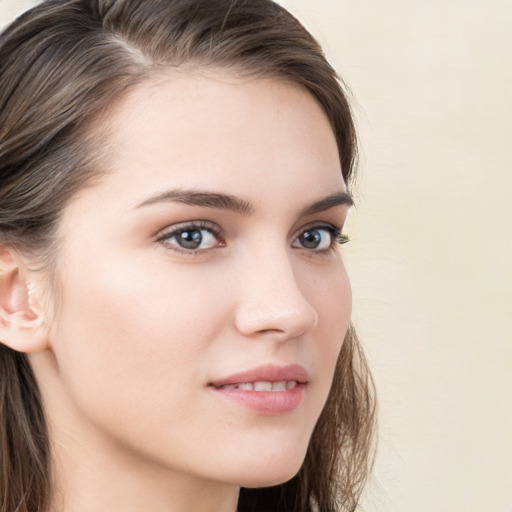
[336,232,350,245]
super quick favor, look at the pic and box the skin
[22,71,352,512]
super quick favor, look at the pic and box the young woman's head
[0,1,375,511]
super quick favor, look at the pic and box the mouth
[208,364,308,415]
[214,380,299,391]
[209,363,308,388]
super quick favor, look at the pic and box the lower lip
[209,384,306,415]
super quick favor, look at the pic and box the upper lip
[209,364,309,387]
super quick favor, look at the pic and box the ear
[0,246,50,353]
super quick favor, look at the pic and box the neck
[48,430,240,512]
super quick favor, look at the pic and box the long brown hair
[0,1,376,510]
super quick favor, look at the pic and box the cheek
[49,254,229,434]
[310,260,352,347]
[300,260,352,411]
[318,264,351,383]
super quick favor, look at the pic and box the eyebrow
[134,188,353,215]
[299,191,354,216]
[135,189,254,215]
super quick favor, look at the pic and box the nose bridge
[233,243,318,339]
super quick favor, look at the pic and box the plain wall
[2,1,511,511]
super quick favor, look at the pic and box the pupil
[300,230,321,248]
[178,230,202,249]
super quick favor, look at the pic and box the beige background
[2,1,511,511]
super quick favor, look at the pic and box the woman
[0,0,375,511]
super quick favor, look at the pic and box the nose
[233,248,318,341]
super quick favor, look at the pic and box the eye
[292,225,349,252]
[157,221,222,252]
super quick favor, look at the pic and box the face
[43,71,352,489]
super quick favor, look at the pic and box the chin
[238,469,301,489]
[228,451,307,489]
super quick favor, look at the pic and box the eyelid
[156,219,220,238]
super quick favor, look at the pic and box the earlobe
[0,247,50,353]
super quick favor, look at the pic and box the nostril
[234,300,318,340]
[232,255,318,339]
[254,327,285,336]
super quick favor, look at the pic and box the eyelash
[302,225,350,252]
[156,221,349,255]
[297,224,350,254]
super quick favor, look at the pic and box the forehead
[81,70,345,210]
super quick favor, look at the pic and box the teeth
[219,381,298,391]
[254,381,273,391]
[272,381,287,391]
